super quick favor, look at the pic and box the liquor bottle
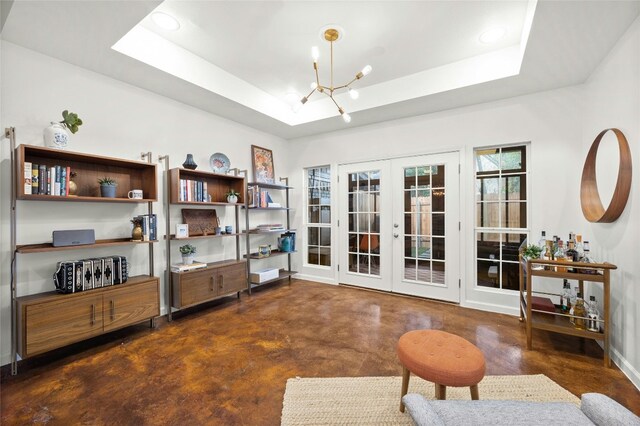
[581,241,597,275]
[565,241,579,272]
[552,235,559,253]
[543,240,554,270]
[569,285,579,324]
[573,293,587,330]
[561,280,572,313]
[537,231,547,251]
[575,234,584,259]
[587,295,600,332]
[554,240,568,272]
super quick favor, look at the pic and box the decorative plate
[210,153,230,173]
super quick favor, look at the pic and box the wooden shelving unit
[245,179,297,292]
[161,165,247,321]
[519,256,616,367]
[6,133,160,375]
[17,144,157,201]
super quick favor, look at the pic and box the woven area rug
[281,374,579,425]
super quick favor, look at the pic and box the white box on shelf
[175,224,189,238]
[250,268,279,283]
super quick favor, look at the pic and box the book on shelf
[255,224,285,232]
[25,163,74,196]
[23,162,32,194]
[135,213,157,241]
[171,261,208,272]
[179,178,209,202]
[267,202,281,208]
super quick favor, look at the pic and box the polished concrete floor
[1,280,639,425]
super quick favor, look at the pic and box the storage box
[531,296,556,313]
[250,268,279,283]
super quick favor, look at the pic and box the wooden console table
[519,256,617,367]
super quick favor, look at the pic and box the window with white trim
[475,145,528,291]
[306,166,331,266]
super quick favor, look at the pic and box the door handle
[90,304,96,325]
[110,299,115,321]
[219,275,224,289]
[210,276,215,292]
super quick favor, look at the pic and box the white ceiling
[2,1,639,139]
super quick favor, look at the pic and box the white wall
[0,41,289,365]
[581,16,640,389]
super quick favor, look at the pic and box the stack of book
[171,261,208,272]
[179,179,209,202]
[255,224,286,232]
[24,162,72,196]
[134,214,158,241]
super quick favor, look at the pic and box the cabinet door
[103,279,159,332]
[217,263,247,295]
[175,269,218,308]
[21,293,103,358]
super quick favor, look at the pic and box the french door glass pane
[348,170,381,276]
[402,164,445,285]
[477,259,499,288]
[432,261,445,284]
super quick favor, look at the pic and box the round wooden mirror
[580,128,632,223]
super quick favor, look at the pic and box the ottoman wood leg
[470,384,479,400]
[400,366,410,412]
[435,383,446,400]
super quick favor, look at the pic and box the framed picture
[175,224,189,239]
[251,145,275,184]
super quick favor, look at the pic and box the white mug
[128,189,143,199]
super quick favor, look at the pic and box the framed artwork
[251,145,275,184]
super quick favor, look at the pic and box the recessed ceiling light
[479,27,506,44]
[151,12,180,31]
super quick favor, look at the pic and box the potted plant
[226,189,240,203]
[98,177,117,198]
[522,244,544,270]
[179,244,197,265]
[43,110,83,149]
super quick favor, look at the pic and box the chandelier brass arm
[292,27,372,123]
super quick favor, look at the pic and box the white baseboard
[293,274,338,285]
[462,299,520,317]
[610,346,640,391]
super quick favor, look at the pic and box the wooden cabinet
[18,292,104,358]
[17,277,159,358]
[103,279,160,332]
[172,260,246,309]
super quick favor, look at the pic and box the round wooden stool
[397,329,486,412]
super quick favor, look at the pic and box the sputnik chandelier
[293,27,372,123]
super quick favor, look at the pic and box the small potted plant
[98,177,117,198]
[226,189,240,203]
[179,244,197,265]
[522,244,544,270]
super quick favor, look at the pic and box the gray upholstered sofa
[402,393,640,426]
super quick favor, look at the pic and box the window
[475,145,528,291]
[306,166,331,266]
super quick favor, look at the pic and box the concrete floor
[1,280,639,424]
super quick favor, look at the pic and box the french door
[338,152,460,302]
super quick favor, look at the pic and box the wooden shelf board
[247,182,293,190]
[250,270,297,287]
[247,229,294,234]
[245,207,290,211]
[529,269,605,283]
[168,232,243,241]
[244,250,296,260]
[20,144,155,169]
[17,238,158,254]
[16,275,158,303]
[175,168,245,181]
[171,201,242,206]
[17,194,157,203]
